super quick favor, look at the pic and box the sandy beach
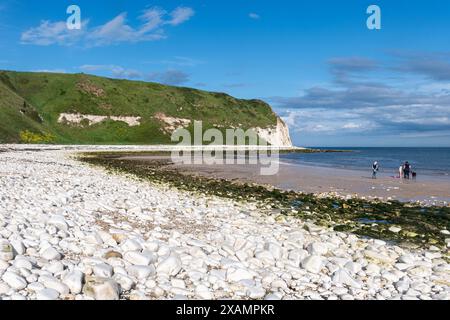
[121,155,450,205]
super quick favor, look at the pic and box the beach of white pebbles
[0,146,449,300]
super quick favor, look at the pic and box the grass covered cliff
[0,70,286,145]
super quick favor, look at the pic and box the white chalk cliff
[58,113,141,127]
[253,117,293,147]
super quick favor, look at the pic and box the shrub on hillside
[19,130,56,144]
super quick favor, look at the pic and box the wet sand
[121,155,450,204]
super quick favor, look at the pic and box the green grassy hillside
[0,76,48,143]
[0,70,278,144]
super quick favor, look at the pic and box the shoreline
[115,153,450,206]
[173,159,450,205]
[280,158,450,183]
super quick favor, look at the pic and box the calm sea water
[281,148,450,180]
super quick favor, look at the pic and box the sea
[280,147,450,181]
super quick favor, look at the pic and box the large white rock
[264,243,283,260]
[247,287,266,299]
[84,233,103,245]
[226,268,254,282]
[27,282,45,292]
[94,281,120,300]
[344,261,362,274]
[301,255,323,274]
[63,270,84,294]
[47,215,69,231]
[13,257,33,270]
[365,263,381,275]
[41,247,62,261]
[332,269,362,289]
[265,293,283,300]
[93,263,114,278]
[127,265,155,280]
[36,288,60,300]
[395,279,410,293]
[288,249,308,267]
[144,241,159,252]
[398,254,415,264]
[388,226,402,233]
[0,282,11,295]
[195,284,213,299]
[255,251,275,265]
[83,277,120,300]
[39,275,70,295]
[171,279,186,289]
[114,274,135,291]
[121,239,143,252]
[156,255,182,276]
[124,251,155,266]
[45,261,64,274]
[10,239,26,255]
[2,271,27,290]
[408,266,431,277]
[307,242,328,256]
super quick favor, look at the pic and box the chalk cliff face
[150,113,294,147]
[58,113,142,127]
[254,117,293,147]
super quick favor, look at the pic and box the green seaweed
[78,153,450,249]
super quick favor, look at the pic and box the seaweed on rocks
[78,153,450,249]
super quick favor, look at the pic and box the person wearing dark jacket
[403,161,411,179]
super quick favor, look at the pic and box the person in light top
[372,161,379,179]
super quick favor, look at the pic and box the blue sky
[1,0,450,146]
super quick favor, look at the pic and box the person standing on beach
[372,161,379,179]
[399,164,404,179]
[404,161,411,179]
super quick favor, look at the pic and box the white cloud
[139,7,166,31]
[249,13,260,20]
[280,102,450,138]
[166,7,195,26]
[21,6,194,47]
[21,20,87,46]
[87,11,166,46]
[419,82,450,94]
[281,107,380,134]
[342,122,363,129]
